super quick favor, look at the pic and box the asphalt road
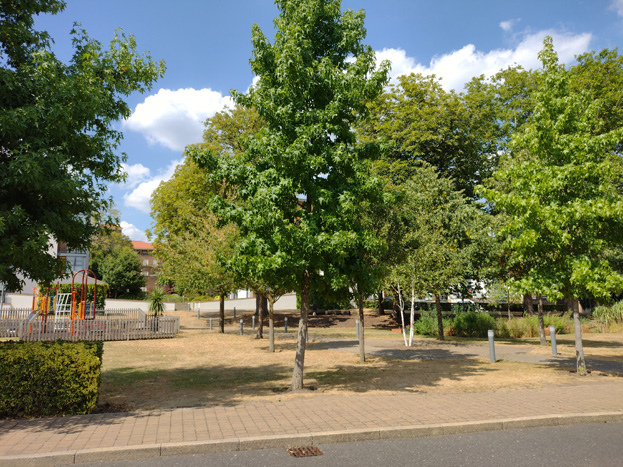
[75,421,623,467]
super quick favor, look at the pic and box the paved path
[312,337,623,373]
[2,337,623,466]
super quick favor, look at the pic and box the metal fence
[0,308,179,341]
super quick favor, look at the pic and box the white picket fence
[0,308,179,341]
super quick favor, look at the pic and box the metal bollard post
[488,330,496,363]
[284,317,288,333]
[240,318,243,335]
[197,304,200,320]
[252,315,255,330]
[209,317,213,330]
[233,307,236,320]
[356,319,359,340]
[549,325,557,355]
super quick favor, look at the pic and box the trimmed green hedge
[0,341,103,418]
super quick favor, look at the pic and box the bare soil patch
[98,310,620,412]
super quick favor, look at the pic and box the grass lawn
[97,310,622,412]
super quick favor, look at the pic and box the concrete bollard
[356,319,359,340]
[284,316,288,333]
[233,307,236,320]
[240,318,243,335]
[209,317,213,330]
[488,329,496,363]
[252,315,255,330]
[196,304,200,320]
[549,325,557,355]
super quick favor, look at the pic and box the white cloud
[120,221,147,242]
[377,29,592,91]
[610,0,623,16]
[123,159,183,213]
[499,18,520,32]
[120,163,151,189]
[124,88,233,151]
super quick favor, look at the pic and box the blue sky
[35,0,623,241]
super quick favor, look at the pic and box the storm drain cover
[287,446,323,457]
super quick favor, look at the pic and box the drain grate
[287,446,324,458]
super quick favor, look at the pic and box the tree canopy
[191,0,389,389]
[0,0,165,290]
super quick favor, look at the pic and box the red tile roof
[131,241,153,250]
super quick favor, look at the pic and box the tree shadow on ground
[305,353,488,395]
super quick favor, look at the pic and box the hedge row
[0,341,103,418]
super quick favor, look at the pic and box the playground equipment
[30,269,98,328]
[70,269,97,321]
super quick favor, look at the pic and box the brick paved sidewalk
[2,380,623,465]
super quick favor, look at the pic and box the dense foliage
[0,340,103,418]
[0,0,165,291]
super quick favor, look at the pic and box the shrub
[0,341,103,418]
[593,301,623,331]
[412,310,453,336]
[495,313,575,338]
[165,294,184,303]
[453,312,496,338]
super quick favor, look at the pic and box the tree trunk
[572,298,587,375]
[537,295,546,346]
[358,290,365,363]
[409,284,415,347]
[392,287,400,320]
[434,293,444,341]
[219,293,225,333]
[268,296,275,353]
[256,292,265,339]
[377,290,384,316]
[291,269,310,390]
[397,283,408,347]
[522,293,534,316]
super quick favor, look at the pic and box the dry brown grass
[98,311,618,411]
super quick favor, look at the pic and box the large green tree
[151,105,262,331]
[194,0,389,389]
[0,0,165,291]
[480,38,623,374]
[393,164,491,341]
[359,73,499,199]
[98,245,145,298]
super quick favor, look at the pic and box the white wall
[2,294,175,312]
[184,293,297,312]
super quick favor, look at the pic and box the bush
[453,312,496,338]
[165,294,184,303]
[0,341,103,418]
[593,301,623,331]
[495,313,576,338]
[412,310,453,336]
